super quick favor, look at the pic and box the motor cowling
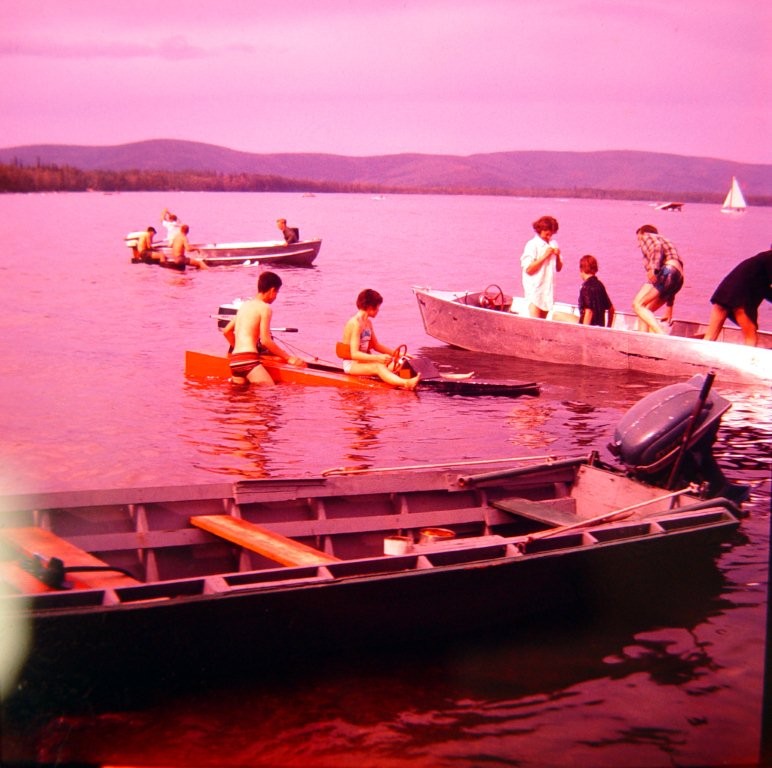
[608,374,747,501]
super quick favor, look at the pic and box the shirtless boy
[339,289,421,390]
[163,224,208,270]
[222,271,306,385]
[132,226,162,263]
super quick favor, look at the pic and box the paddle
[208,315,299,333]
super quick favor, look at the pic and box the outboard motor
[608,373,748,502]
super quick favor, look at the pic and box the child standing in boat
[578,254,615,326]
[338,289,421,390]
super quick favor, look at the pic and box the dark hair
[147,226,156,233]
[636,224,658,235]
[579,254,598,274]
[532,216,559,234]
[258,271,283,293]
[356,288,383,310]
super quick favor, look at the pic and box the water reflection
[183,379,284,479]
[334,389,384,466]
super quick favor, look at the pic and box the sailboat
[721,176,747,214]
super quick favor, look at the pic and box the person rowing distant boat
[222,271,306,385]
[338,289,421,390]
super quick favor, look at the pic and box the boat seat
[491,497,577,527]
[0,561,56,593]
[0,527,142,590]
[190,515,342,567]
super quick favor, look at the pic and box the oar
[525,484,698,542]
[208,315,298,333]
[666,371,715,492]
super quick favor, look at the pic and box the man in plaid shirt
[632,224,684,333]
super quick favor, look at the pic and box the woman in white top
[518,215,563,318]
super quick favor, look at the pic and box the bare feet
[402,374,421,390]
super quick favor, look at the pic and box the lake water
[1,191,770,766]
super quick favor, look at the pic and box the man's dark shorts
[654,265,683,302]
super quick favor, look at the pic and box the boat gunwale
[4,505,739,618]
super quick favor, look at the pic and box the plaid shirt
[639,232,682,275]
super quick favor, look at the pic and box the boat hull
[413,287,772,386]
[186,350,397,390]
[126,237,321,267]
[196,238,321,267]
[185,350,540,396]
[0,459,740,705]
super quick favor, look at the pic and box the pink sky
[1,0,770,163]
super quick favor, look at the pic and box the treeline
[1,161,768,206]
[0,162,382,195]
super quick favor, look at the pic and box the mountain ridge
[2,139,771,198]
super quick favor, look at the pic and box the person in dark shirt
[704,250,772,346]
[277,218,299,244]
[578,254,615,327]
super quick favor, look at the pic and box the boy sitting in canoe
[338,289,421,390]
[222,271,306,385]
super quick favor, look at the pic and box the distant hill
[1,139,771,200]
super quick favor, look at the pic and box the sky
[1,0,770,164]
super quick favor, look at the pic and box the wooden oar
[526,484,698,541]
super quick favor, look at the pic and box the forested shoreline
[1,162,767,206]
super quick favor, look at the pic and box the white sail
[721,176,747,213]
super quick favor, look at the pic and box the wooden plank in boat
[190,515,342,567]
[492,497,577,527]
[0,561,56,593]
[0,527,141,589]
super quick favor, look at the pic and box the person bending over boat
[277,218,299,244]
[338,289,421,390]
[578,254,615,326]
[704,250,772,346]
[518,216,563,318]
[632,224,683,333]
[161,225,208,270]
[132,226,163,264]
[222,271,306,385]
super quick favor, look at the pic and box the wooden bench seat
[191,515,342,567]
[0,561,56,593]
[0,527,141,590]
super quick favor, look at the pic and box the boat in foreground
[0,460,742,701]
[413,286,772,386]
[0,376,747,701]
[125,233,321,268]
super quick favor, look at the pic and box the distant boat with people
[721,176,747,214]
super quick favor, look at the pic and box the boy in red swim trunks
[222,271,306,385]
